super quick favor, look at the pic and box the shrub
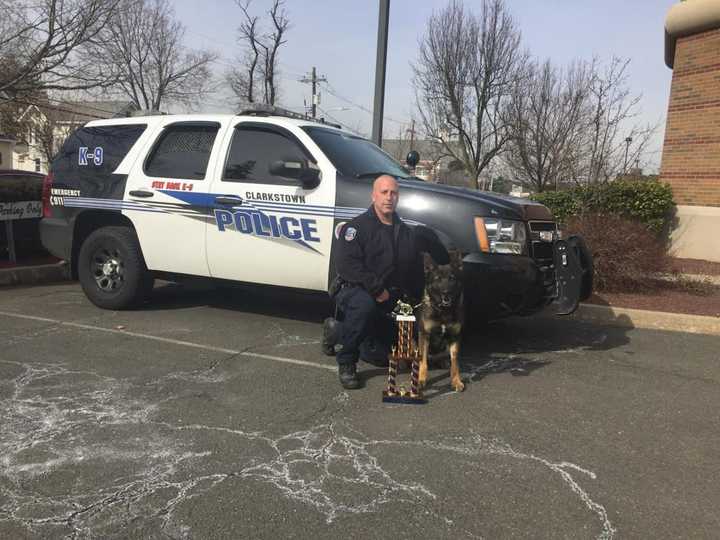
[565,213,671,292]
[532,180,675,237]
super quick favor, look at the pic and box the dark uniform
[332,206,449,369]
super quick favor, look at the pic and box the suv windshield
[302,126,410,179]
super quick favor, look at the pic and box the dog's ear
[423,252,437,273]
[449,249,463,271]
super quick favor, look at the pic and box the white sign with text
[0,200,42,221]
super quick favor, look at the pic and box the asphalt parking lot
[1,281,719,539]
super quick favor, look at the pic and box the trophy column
[382,308,426,404]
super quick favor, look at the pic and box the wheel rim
[91,246,125,292]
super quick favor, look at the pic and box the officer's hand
[375,289,390,303]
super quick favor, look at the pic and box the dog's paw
[451,379,465,392]
[418,377,427,389]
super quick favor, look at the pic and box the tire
[77,226,153,310]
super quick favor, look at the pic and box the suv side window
[223,125,314,185]
[54,125,147,180]
[145,123,219,180]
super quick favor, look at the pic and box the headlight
[474,217,527,255]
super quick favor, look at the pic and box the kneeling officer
[325,175,448,389]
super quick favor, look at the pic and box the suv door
[125,121,226,276]
[206,121,336,290]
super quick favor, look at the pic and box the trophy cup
[382,300,427,404]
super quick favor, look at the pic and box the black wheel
[77,226,153,310]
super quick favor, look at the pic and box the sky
[173,0,677,172]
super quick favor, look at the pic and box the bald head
[371,175,399,225]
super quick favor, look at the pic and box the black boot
[338,363,360,390]
[322,317,339,356]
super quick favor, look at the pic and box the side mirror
[406,150,420,169]
[269,160,321,189]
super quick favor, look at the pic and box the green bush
[532,180,675,236]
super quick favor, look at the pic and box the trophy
[382,299,427,404]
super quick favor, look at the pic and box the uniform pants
[334,286,394,366]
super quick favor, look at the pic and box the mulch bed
[586,257,720,318]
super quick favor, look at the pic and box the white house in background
[0,134,18,170]
[10,100,137,174]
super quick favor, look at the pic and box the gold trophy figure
[382,300,427,404]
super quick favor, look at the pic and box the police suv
[40,107,592,317]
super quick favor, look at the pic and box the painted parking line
[0,310,336,372]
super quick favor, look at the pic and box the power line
[317,106,364,137]
[320,82,406,126]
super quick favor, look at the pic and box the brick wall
[660,27,720,207]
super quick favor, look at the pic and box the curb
[685,273,720,286]
[0,262,71,287]
[658,272,720,286]
[556,303,720,336]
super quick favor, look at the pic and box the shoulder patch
[334,221,347,240]
[344,226,357,242]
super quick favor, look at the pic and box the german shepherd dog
[418,250,465,392]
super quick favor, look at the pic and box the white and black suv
[40,107,592,317]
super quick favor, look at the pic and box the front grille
[528,221,556,264]
[528,221,556,232]
[525,221,558,304]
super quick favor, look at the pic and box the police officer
[327,175,448,389]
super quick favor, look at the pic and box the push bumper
[462,234,593,319]
[551,235,593,315]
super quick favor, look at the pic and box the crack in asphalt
[0,359,615,539]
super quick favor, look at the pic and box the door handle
[215,195,243,206]
[129,190,154,198]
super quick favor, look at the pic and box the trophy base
[382,390,427,405]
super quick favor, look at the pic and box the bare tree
[413,0,527,190]
[577,57,657,184]
[505,56,658,191]
[93,0,217,111]
[504,60,589,192]
[228,0,290,106]
[0,0,119,102]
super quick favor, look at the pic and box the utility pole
[300,67,327,119]
[407,119,416,151]
[371,0,390,146]
[623,136,633,175]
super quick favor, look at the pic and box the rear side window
[145,124,219,180]
[53,125,147,182]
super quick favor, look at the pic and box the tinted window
[53,125,147,181]
[302,126,409,179]
[145,124,219,180]
[224,126,314,185]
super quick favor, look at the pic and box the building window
[35,158,41,172]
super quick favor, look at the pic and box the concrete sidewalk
[550,303,720,337]
[0,261,71,287]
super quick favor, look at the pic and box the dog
[417,250,465,392]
